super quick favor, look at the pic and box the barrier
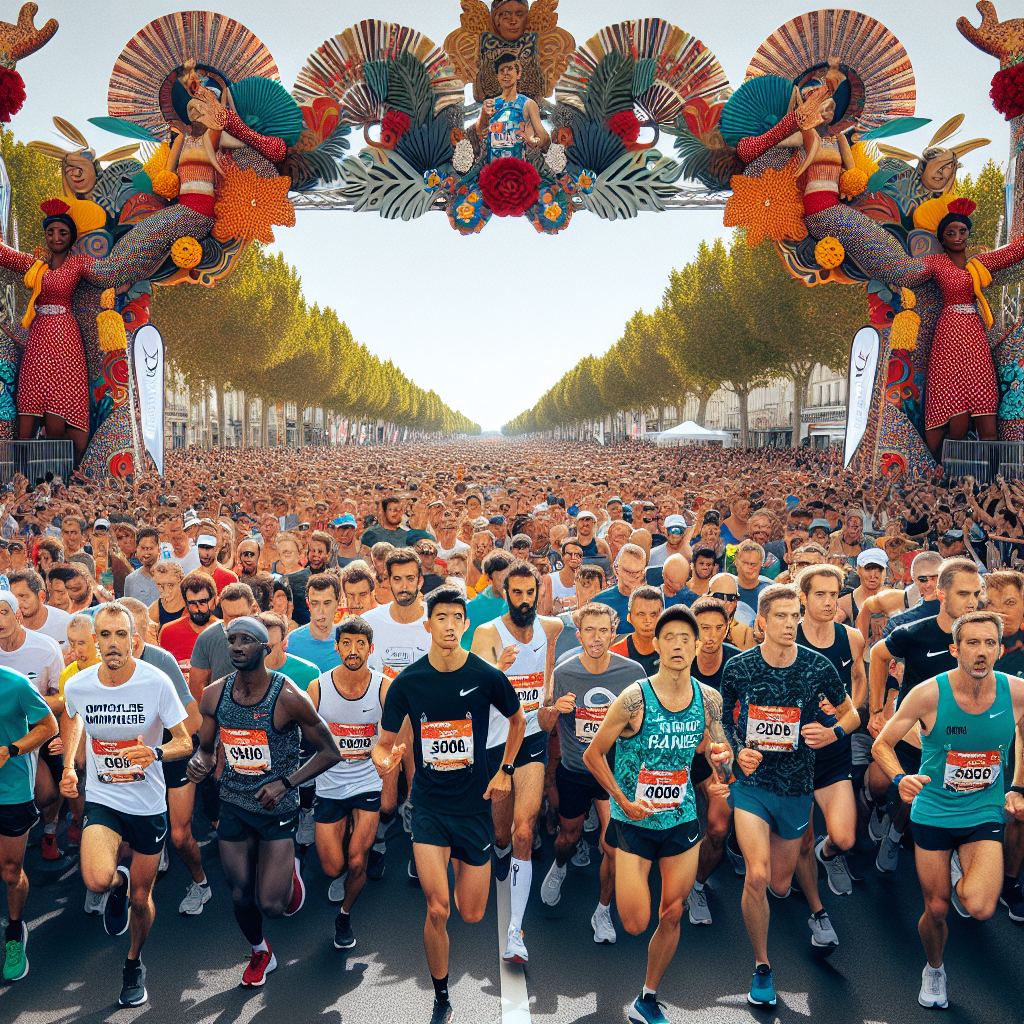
[0,440,75,484]
[942,439,1024,484]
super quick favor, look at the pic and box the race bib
[745,705,801,752]
[221,727,272,776]
[511,672,543,714]
[575,706,607,745]
[421,719,474,771]
[942,750,1001,793]
[91,738,146,784]
[634,767,688,812]
[382,665,401,681]
[329,722,377,762]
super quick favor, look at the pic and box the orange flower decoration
[724,164,807,248]
[213,165,296,244]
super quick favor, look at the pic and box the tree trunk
[215,382,225,447]
[736,387,751,448]
[791,369,812,448]
[260,398,269,448]
[695,392,710,427]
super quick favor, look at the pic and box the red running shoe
[67,820,83,847]
[284,858,305,917]
[41,833,60,860]
[241,946,277,987]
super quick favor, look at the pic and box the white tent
[653,420,733,447]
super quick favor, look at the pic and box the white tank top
[547,570,576,611]
[486,616,547,748]
[363,605,430,681]
[314,669,385,800]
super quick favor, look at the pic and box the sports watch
[501,763,516,776]
[5,742,20,758]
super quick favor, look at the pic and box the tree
[0,128,61,252]
[957,158,1006,249]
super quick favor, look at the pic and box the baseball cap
[702,509,720,524]
[333,514,357,528]
[197,534,218,548]
[606,496,623,506]
[576,510,597,521]
[809,518,831,533]
[184,512,200,528]
[93,517,110,529]
[665,514,687,531]
[857,548,889,568]
[488,516,505,525]
[232,512,251,522]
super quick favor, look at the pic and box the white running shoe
[157,843,170,877]
[591,904,616,944]
[84,888,107,915]
[178,880,212,916]
[571,839,591,867]
[328,875,347,903]
[296,807,315,847]
[583,805,599,832]
[808,910,839,951]
[950,849,969,918]
[540,860,566,906]
[918,964,948,1009]
[686,883,712,925]
[503,924,528,964]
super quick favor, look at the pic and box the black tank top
[796,621,855,764]
[579,538,598,556]
[158,600,181,628]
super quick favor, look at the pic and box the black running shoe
[334,913,356,950]
[119,961,147,1007]
[104,866,131,937]
[429,998,454,1023]
[366,845,386,880]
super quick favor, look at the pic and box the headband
[226,615,269,643]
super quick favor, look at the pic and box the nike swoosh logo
[482,844,491,852]
[154,829,168,844]
[254,713,268,718]
[990,710,1006,718]
[280,821,291,828]
[926,651,947,658]
[460,687,478,696]
[841,659,852,667]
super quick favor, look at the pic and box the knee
[262,895,289,920]
[962,891,998,921]
[347,849,367,877]
[705,814,730,843]
[1,860,23,886]
[82,865,115,893]
[171,819,195,849]
[829,827,855,854]
[129,885,153,911]
[924,896,949,922]
[620,908,650,935]
[744,867,769,894]
[460,904,486,925]
[320,853,344,878]
[659,899,685,930]
[800,827,815,855]
[513,820,534,851]
[426,897,450,928]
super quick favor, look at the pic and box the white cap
[857,548,889,568]
[0,591,18,612]
[576,510,597,521]
[197,534,218,548]
[665,514,687,529]
[93,518,110,529]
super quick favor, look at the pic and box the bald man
[706,573,755,650]
[662,555,696,608]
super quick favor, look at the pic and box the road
[1,811,1021,1024]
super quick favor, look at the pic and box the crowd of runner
[0,438,1021,1023]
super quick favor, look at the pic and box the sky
[9,0,1016,429]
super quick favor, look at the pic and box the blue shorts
[729,783,812,841]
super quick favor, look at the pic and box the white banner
[133,324,164,475]
[844,325,880,468]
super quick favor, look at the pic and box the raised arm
[0,242,36,275]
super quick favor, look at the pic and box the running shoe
[296,807,315,847]
[334,913,356,951]
[157,843,170,878]
[104,866,131,937]
[999,881,1024,922]
[918,964,948,1009]
[179,880,212,916]
[118,960,147,1006]
[540,860,566,906]
[84,889,107,916]
[686,883,712,925]
[583,804,599,832]
[40,832,59,861]
[242,947,277,987]
[429,998,454,1024]
[328,875,347,903]
[867,804,890,844]
[285,858,305,917]
[492,845,513,882]
[628,992,671,1024]
[366,843,386,880]
[950,849,969,918]
[815,837,853,896]
[725,832,746,876]
[401,800,414,834]
[66,819,83,847]
[808,910,839,953]
[591,904,616,944]
[2,922,28,982]
[571,838,591,868]
[875,828,901,874]
[503,924,528,964]
[747,964,777,1008]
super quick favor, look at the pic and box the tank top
[912,671,1014,828]
[611,677,705,830]
[216,670,300,815]
[157,600,182,629]
[796,622,854,769]
[364,606,430,681]
[488,93,529,160]
[548,570,576,610]
[314,669,384,800]
[486,616,546,748]
[579,538,598,557]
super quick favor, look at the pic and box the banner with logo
[133,324,164,475]
[843,325,880,468]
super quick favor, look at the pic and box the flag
[844,326,880,468]
[132,324,164,475]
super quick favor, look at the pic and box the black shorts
[217,802,298,843]
[910,820,1005,852]
[313,792,381,823]
[814,754,854,791]
[895,740,922,775]
[486,730,548,778]
[691,753,712,785]
[163,736,198,789]
[607,817,702,862]
[411,804,493,866]
[555,764,608,822]
[83,801,167,856]
[0,800,38,838]
[38,744,63,783]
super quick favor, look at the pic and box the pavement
[1,812,1021,1024]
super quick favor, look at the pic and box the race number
[220,727,272,776]
[421,719,474,771]
[91,738,146,784]
[575,706,607,745]
[329,722,378,762]
[634,767,688,812]
[942,750,1001,793]
[382,665,401,681]
[511,672,543,714]
[745,705,801,752]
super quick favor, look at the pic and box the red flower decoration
[608,110,641,145]
[0,68,26,123]
[479,157,541,218]
[990,63,1024,120]
[381,110,411,138]
[108,451,135,478]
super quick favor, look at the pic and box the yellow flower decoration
[851,141,880,179]
[724,165,807,248]
[151,169,180,200]
[96,309,127,352]
[839,168,868,200]
[171,237,203,269]
[544,203,563,221]
[456,201,475,221]
[578,173,594,189]
[890,309,920,351]
[913,195,954,234]
[814,236,845,269]
[213,165,296,244]
[142,144,170,180]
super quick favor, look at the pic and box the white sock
[252,940,269,953]
[197,875,208,887]
[508,858,532,933]
[598,901,610,913]
[692,880,704,892]
[643,986,656,998]
[43,822,56,835]
[495,842,512,858]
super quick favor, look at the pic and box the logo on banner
[133,324,164,476]
[844,326,880,468]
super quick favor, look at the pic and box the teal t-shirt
[281,653,320,692]
[461,588,508,649]
[0,666,51,804]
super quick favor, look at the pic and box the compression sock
[692,880,705,892]
[509,858,532,932]
[5,918,22,941]
[495,842,512,858]
[432,974,450,1005]
[125,956,141,969]
[252,939,269,954]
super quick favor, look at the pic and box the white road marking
[180,965,248,1007]
[496,874,531,1024]
[231,993,265,1024]
[27,909,64,930]
[62,984,84,992]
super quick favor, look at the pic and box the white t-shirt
[363,604,431,681]
[0,629,63,696]
[436,539,470,562]
[167,543,201,574]
[31,605,72,652]
[64,659,187,815]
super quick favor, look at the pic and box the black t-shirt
[885,615,955,708]
[690,642,741,692]
[273,565,311,625]
[612,634,660,676]
[381,652,519,815]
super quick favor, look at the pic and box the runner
[186,615,342,987]
[58,602,193,1006]
[538,602,648,942]
[583,605,731,1024]
[610,585,664,676]
[540,538,583,615]
[470,559,562,962]
[721,584,860,1007]
[872,610,1024,1009]
[9,568,71,653]
[372,585,525,1024]
[306,614,388,951]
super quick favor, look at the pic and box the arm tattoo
[622,685,645,720]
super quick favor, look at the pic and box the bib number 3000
[745,705,801,752]
[943,750,1001,793]
[421,719,474,771]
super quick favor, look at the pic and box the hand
[1005,791,1024,821]
[186,748,216,784]
[898,773,930,802]
[868,711,886,738]
[482,98,496,118]
[483,769,512,802]
[122,735,156,769]
[709,741,731,774]
[553,692,577,715]
[60,766,79,799]
[618,796,654,821]
[801,722,836,749]
[497,644,519,672]
[707,779,731,801]
[737,747,763,776]
[374,742,406,778]
[255,779,287,811]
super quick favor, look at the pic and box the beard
[189,609,213,627]
[393,588,418,607]
[508,598,537,628]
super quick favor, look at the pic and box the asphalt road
[1,810,1021,1024]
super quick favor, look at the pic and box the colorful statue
[477,53,549,161]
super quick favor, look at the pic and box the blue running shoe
[748,964,777,1008]
[627,991,671,1023]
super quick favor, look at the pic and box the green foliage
[957,158,1007,250]
[0,128,62,252]
[584,51,636,124]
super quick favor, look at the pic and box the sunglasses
[710,591,737,602]
[915,574,939,584]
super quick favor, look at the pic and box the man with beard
[196,524,238,595]
[188,616,341,987]
[471,561,562,963]
[285,575,343,673]
[158,571,217,685]
[307,531,334,576]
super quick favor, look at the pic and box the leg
[596,799,616,906]
[696,780,732,884]
[646,846,700,991]
[914,845,952,968]
[451,857,492,924]
[955,839,1004,920]
[867,761,891,804]
[33,756,59,829]
[1005,818,1024,880]
[255,837,300,920]
[342,809,378,914]
[315,816,350,881]
[125,852,160,960]
[218,836,263,945]
[768,830,804,897]
[553,812,584,867]
[925,427,947,463]
[945,412,972,442]
[0,832,30,929]
[80,825,123,893]
[508,763,544,936]
[167,784,205,884]
[796,816,825,915]
[16,415,38,441]
[734,809,773,965]
[816,781,857,855]
[614,849,653,936]
[974,414,998,442]
[414,843,452,979]
[491,773,515,852]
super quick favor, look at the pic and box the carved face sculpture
[61,151,97,197]
[492,1,529,42]
[921,148,959,194]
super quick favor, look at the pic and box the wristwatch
[893,773,906,788]
[155,747,164,762]
[833,724,846,741]
[501,763,516,776]
[5,742,20,758]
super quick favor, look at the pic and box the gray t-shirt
[141,643,193,708]
[190,621,233,683]
[553,652,647,775]
[124,568,159,606]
